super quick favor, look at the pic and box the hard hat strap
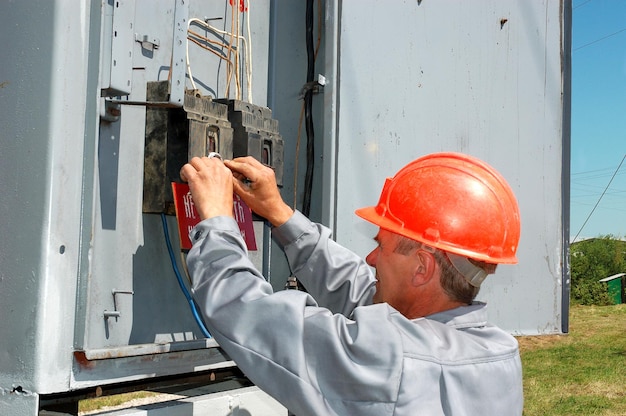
[445,252,489,287]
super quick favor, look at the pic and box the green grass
[518,304,626,416]
[79,391,161,414]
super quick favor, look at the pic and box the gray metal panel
[81,0,272,365]
[324,0,567,334]
[0,0,274,405]
[265,0,329,291]
[82,0,270,353]
[0,0,98,396]
[109,0,137,95]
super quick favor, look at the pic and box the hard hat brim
[355,205,519,264]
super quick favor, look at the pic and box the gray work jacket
[187,210,524,416]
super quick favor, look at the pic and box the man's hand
[180,156,234,220]
[225,157,294,227]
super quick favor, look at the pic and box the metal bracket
[299,74,326,99]
[100,98,122,122]
[103,289,134,321]
[135,33,160,51]
[135,33,161,52]
[169,0,189,107]
[103,310,121,320]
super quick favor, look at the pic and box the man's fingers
[181,156,230,183]
[188,156,206,169]
[180,163,196,183]
[225,157,264,180]
[231,179,250,198]
[231,156,264,167]
[231,171,246,181]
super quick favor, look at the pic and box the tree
[570,235,626,305]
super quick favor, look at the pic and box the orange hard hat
[355,152,520,264]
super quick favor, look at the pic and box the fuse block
[143,83,235,214]
[184,92,233,160]
[216,99,284,186]
[143,84,284,214]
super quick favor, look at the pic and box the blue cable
[161,213,212,338]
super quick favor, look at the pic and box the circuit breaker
[143,83,239,214]
[143,89,284,214]
[185,91,234,161]
[216,99,285,186]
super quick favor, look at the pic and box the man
[180,152,523,416]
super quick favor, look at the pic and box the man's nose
[365,249,377,267]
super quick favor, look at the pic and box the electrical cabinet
[0,0,570,414]
[0,0,284,414]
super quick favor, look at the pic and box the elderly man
[180,152,523,416]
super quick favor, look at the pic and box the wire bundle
[186,1,253,102]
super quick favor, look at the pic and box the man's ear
[412,250,437,286]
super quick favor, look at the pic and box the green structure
[599,273,626,305]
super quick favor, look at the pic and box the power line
[573,0,594,10]
[572,154,626,242]
[572,172,626,184]
[573,27,626,51]
[571,164,626,182]
[572,166,625,176]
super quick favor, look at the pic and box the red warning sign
[171,182,257,251]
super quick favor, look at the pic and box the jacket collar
[423,301,488,329]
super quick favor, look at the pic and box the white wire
[225,10,236,99]
[186,16,253,101]
[186,19,199,91]
[245,0,253,103]
[235,2,241,100]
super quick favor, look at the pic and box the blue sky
[571,0,626,242]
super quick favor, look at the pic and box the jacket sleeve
[186,215,401,416]
[272,210,377,316]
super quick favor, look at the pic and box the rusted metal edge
[77,338,220,361]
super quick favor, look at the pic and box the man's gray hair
[394,235,493,304]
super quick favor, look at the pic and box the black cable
[302,0,315,217]
[572,154,626,243]
[573,0,593,10]
[573,27,626,52]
